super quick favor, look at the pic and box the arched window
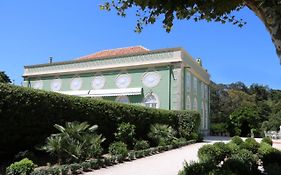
[193,98,198,111]
[115,96,130,104]
[143,93,159,108]
[186,95,191,110]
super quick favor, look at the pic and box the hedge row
[0,83,200,156]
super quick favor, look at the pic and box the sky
[0,1,280,89]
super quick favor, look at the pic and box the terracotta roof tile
[76,46,149,60]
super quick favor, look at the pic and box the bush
[108,142,128,158]
[198,143,231,166]
[230,136,244,146]
[6,158,36,175]
[261,136,273,146]
[0,83,200,156]
[134,140,150,150]
[114,122,136,148]
[258,142,275,159]
[241,138,260,154]
[148,124,176,146]
[40,121,105,163]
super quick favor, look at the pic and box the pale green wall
[25,66,171,109]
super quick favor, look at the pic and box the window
[143,93,159,108]
[51,78,62,91]
[70,77,82,90]
[92,75,105,90]
[142,72,161,88]
[115,96,130,104]
[193,76,197,94]
[201,83,205,98]
[186,95,191,110]
[116,74,131,88]
[185,71,191,93]
[33,80,43,89]
[193,98,198,111]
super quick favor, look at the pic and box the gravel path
[83,137,281,175]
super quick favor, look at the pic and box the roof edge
[24,47,183,68]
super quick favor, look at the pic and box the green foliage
[148,124,176,146]
[210,123,227,135]
[241,138,260,154]
[134,140,149,150]
[101,0,246,33]
[180,137,281,175]
[258,142,275,159]
[230,136,244,145]
[40,121,104,163]
[108,142,128,158]
[210,81,281,137]
[229,106,261,137]
[6,158,36,175]
[198,142,231,166]
[261,136,273,146]
[0,83,200,156]
[114,122,136,148]
[176,111,201,140]
[0,71,11,83]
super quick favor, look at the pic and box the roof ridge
[76,46,149,60]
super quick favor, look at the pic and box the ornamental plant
[114,122,136,148]
[148,123,176,146]
[40,121,105,163]
[6,158,36,175]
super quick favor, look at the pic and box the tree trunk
[246,1,281,63]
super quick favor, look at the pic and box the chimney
[49,56,53,64]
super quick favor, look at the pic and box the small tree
[0,71,11,83]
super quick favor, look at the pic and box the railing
[264,131,281,139]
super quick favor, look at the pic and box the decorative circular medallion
[116,74,131,88]
[115,96,130,104]
[142,72,161,88]
[33,80,43,89]
[92,76,105,90]
[51,79,62,91]
[70,77,82,90]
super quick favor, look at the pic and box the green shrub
[148,124,176,146]
[198,143,231,166]
[0,83,200,156]
[241,138,260,154]
[69,163,81,174]
[230,136,244,146]
[114,122,136,148]
[258,142,275,159]
[108,142,128,158]
[178,161,215,175]
[40,121,105,163]
[175,111,201,139]
[6,158,36,175]
[134,140,150,150]
[261,136,273,146]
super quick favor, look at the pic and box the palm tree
[41,121,105,163]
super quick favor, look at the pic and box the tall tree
[102,0,281,62]
[0,71,11,84]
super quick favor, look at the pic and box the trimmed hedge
[0,83,200,156]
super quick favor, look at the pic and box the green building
[23,46,210,134]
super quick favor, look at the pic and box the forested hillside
[210,81,281,137]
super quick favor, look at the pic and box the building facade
[23,46,210,134]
